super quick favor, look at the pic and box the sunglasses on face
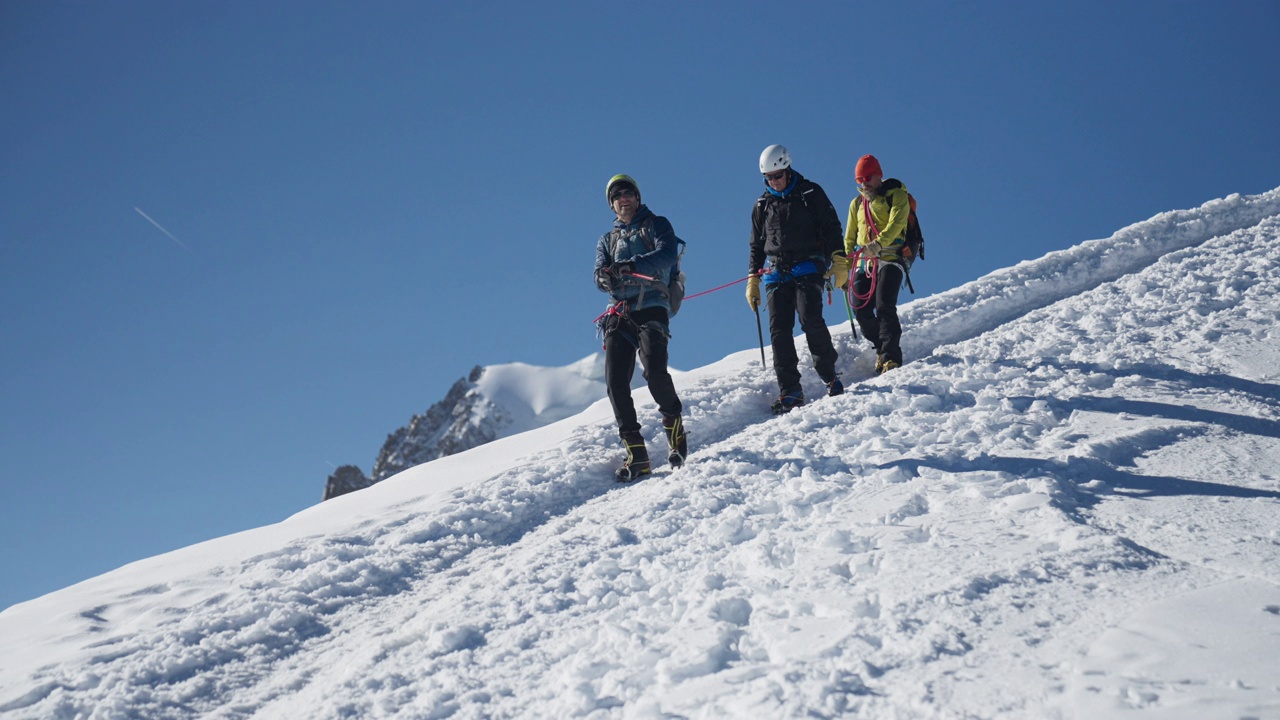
[610,187,637,201]
[764,170,787,181]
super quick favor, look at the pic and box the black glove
[610,261,636,278]
[595,267,613,293]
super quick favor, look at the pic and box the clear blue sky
[2,0,1277,610]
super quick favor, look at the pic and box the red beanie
[855,154,883,182]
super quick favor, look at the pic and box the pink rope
[592,300,627,325]
[850,194,883,311]
[848,248,878,311]
[684,274,751,301]
[862,193,881,241]
[590,272,755,328]
[616,270,750,301]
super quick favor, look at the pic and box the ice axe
[754,304,767,369]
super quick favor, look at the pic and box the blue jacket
[595,205,680,314]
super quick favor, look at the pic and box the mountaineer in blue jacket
[594,174,687,481]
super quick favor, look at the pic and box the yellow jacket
[844,181,910,268]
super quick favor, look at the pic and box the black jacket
[749,170,844,273]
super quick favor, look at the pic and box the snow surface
[2,189,1280,719]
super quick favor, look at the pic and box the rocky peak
[321,356,606,502]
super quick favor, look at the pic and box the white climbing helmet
[759,144,791,174]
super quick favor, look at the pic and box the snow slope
[2,189,1279,719]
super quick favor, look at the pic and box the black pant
[853,263,904,365]
[766,273,838,396]
[604,307,682,436]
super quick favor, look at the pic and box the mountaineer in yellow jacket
[844,154,910,374]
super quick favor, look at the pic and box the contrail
[135,207,193,252]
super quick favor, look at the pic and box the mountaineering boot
[874,355,886,375]
[662,414,688,468]
[771,392,805,415]
[826,377,845,397]
[879,360,901,375]
[615,431,651,481]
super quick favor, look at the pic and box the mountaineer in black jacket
[747,145,850,414]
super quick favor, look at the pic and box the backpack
[855,178,925,269]
[609,216,687,315]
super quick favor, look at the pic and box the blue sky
[2,0,1276,610]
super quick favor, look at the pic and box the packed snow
[2,189,1279,719]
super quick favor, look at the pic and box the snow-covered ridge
[2,188,1278,719]
[474,353,608,433]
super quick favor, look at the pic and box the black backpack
[608,216,687,315]
[854,178,924,290]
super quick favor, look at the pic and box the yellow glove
[746,275,761,310]
[827,253,851,290]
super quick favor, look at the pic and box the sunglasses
[610,187,637,201]
[763,170,787,181]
